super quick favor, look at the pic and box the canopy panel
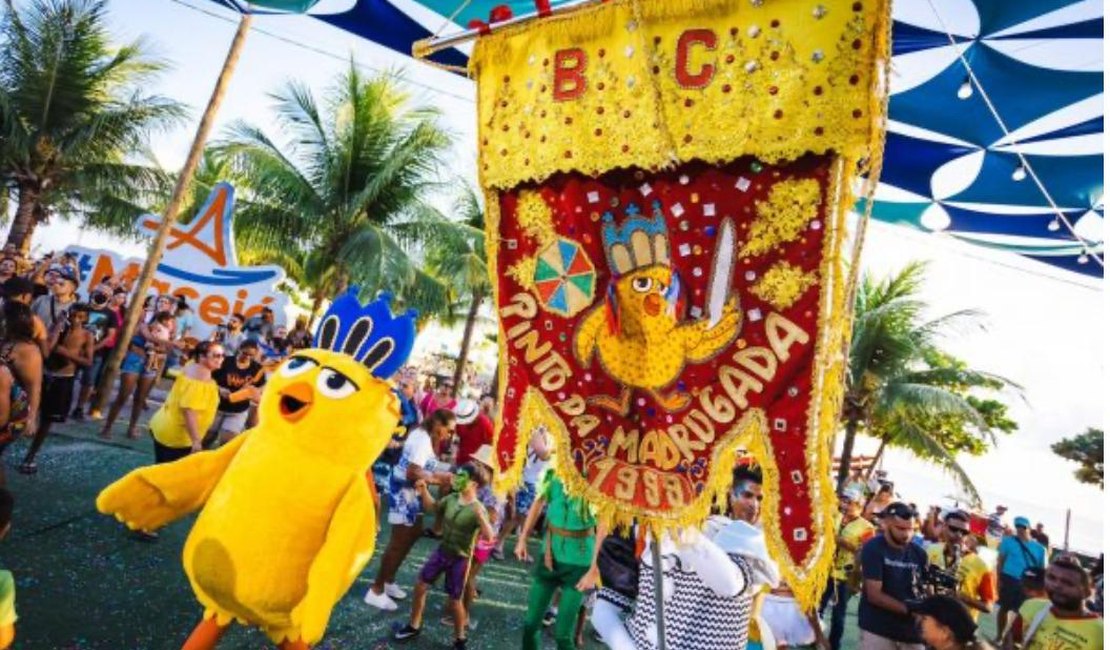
[265,0,1103,276]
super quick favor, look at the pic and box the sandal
[17,462,36,475]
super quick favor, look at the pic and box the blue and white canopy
[226,0,1104,276]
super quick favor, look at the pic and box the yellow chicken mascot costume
[97,288,417,649]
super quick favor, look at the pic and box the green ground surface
[3,418,1000,649]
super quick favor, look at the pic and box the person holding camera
[924,511,995,622]
[821,487,876,650]
[995,516,1048,643]
[859,502,929,650]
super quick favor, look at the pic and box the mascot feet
[278,640,310,650]
[182,616,227,650]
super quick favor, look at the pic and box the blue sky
[33,0,1105,552]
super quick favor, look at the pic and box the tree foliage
[0,0,185,249]
[841,261,1020,505]
[1051,428,1104,489]
[215,62,452,319]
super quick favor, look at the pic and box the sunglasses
[947,525,970,536]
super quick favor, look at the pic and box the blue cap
[1014,516,1031,528]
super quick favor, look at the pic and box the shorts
[999,573,1026,611]
[120,351,149,377]
[515,481,539,514]
[42,375,76,422]
[80,352,107,386]
[762,594,815,646]
[419,546,471,600]
[211,410,250,435]
[153,436,191,464]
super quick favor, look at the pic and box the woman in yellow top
[150,341,224,464]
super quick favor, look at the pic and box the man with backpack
[995,516,1048,644]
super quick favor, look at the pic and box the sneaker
[384,582,407,600]
[393,624,421,641]
[453,637,468,650]
[469,618,478,632]
[491,548,504,561]
[88,409,103,421]
[542,607,557,627]
[71,408,86,421]
[363,588,399,611]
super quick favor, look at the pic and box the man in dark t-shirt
[206,339,266,447]
[859,501,928,650]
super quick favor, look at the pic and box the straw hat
[470,444,495,470]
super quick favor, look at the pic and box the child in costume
[97,288,416,649]
[394,462,497,649]
[515,473,597,650]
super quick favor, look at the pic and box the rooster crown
[601,201,671,275]
[314,287,418,378]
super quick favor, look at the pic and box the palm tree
[215,62,452,321]
[422,184,491,396]
[837,262,1016,504]
[0,0,185,252]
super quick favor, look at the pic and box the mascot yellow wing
[96,434,247,531]
[287,474,378,645]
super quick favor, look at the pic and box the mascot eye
[279,355,317,378]
[317,368,358,399]
[631,277,653,293]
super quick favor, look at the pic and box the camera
[922,564,959,593]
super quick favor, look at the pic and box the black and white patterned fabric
[626,550,755,650]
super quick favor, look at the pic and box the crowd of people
[350,378,1105,650]
[0,247,1101,650]
[0,246,313,479]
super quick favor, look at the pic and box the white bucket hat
[454,399,480,425]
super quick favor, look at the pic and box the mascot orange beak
[644,293,663,316]
[278,382,314,423]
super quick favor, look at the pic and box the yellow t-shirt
[1018,598,1103,650]
[925,543,996,621]
[150,373,219,449]
[832,514,875,581]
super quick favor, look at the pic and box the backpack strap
[1016,539,1040,569]
[1022,602,1052,647]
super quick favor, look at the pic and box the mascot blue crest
[314,287,417,378]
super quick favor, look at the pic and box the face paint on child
[453,472,473,493]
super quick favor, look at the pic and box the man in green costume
[514,473,596,650]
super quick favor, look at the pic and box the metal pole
[1064,508,1071,552]
[652,532,667,650]
[92,12,254,414]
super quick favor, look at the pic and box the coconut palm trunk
[867,438,888,478]
[7,182,40,254]
[451,289,484,397]
[836,417,860,490]
[93,13,253,413]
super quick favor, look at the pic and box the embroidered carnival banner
[472,0,890,607]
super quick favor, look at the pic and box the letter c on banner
[676,29,717,88]
[553,48,588,101]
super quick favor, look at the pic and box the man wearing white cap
[820,487,875,650]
